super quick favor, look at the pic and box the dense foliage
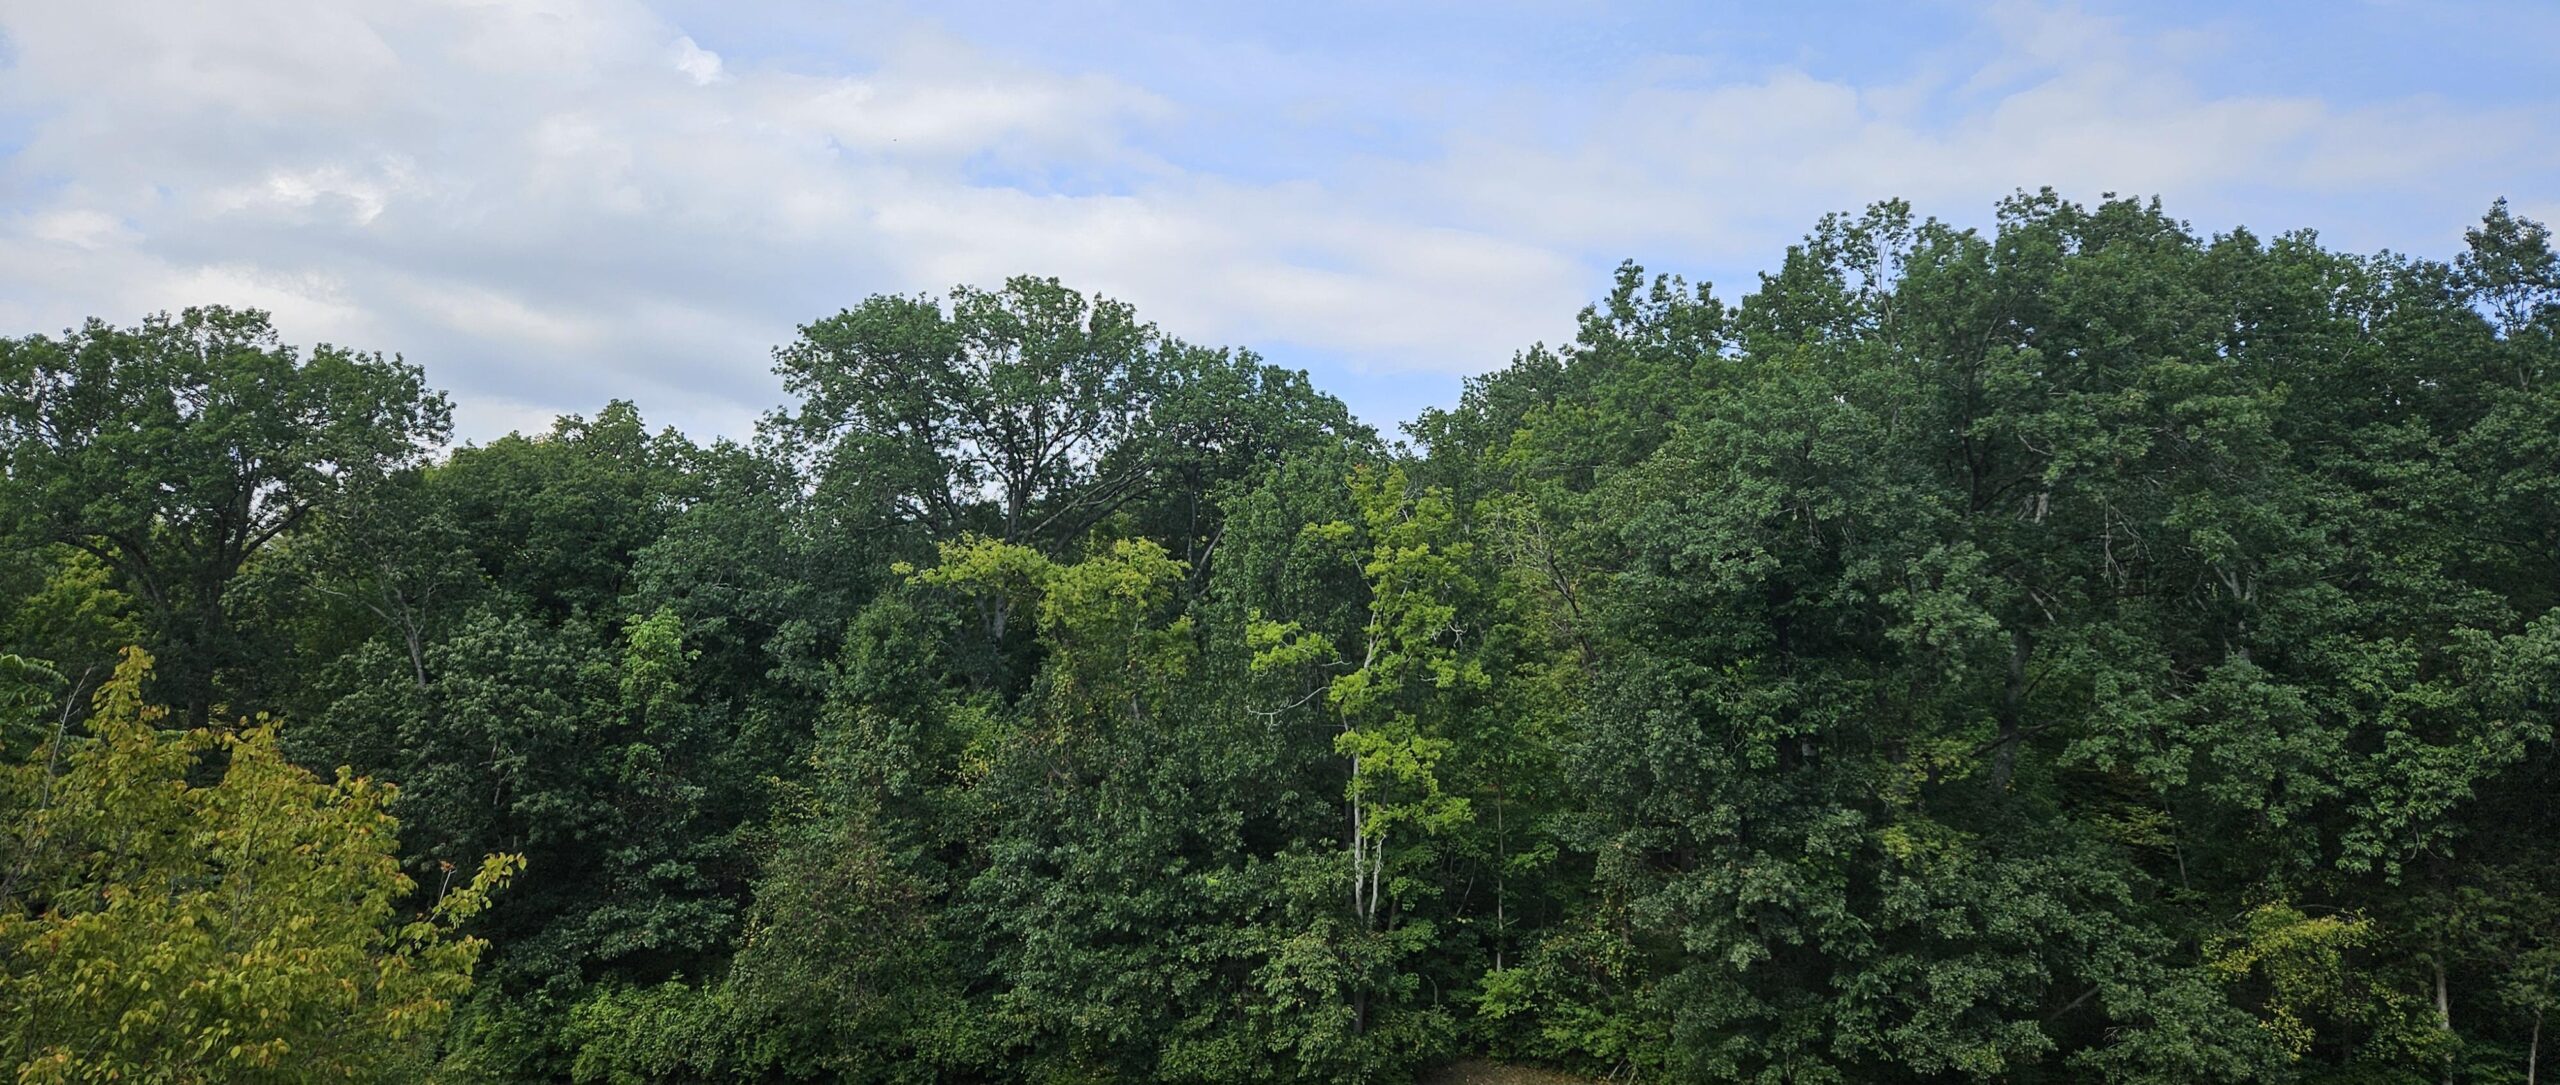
[3,196,2557,1083]
[0,650,515,1082]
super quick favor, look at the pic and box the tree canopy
[3,193,2557,1084]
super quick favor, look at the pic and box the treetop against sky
[0,0,2552,439]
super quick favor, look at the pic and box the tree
[776,278,1160,557]
[1253,466,1481,934]
[0,649,517,1082]
[5,197,2553,1085]
[306,601,751,1002]
[2458,197,2560,346]
[0,307,450,725]
[437,400,699,622]
[0,547,141,709]
[1113,343,1375,579]
[286,465,482,694]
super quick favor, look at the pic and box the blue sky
[0,1,2552,440]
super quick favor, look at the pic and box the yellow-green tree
[0,648,519,1083]
[1251,465,1480,933]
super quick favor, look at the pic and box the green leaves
[0,307,449,724]
[777,277,1161,553]
[1528,195,2560,1082]
[6,198,2557,1084]
[0,649,517,1083]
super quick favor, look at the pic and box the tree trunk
[2528,1007,2540,1085]
[1348,748,1371,1042]
[1493,785,1507,973]
[1349,750,1368,927]
[402,623,429,690]
[2434,958,2454,1085]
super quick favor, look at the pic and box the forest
[3,191,2558,1084]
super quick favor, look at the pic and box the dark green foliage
[5,198,2557,1084]
[0,306,449,724]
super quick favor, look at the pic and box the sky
[0,0,2553,442]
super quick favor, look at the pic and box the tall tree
[0,307,449,724]
[776,277,1161,563]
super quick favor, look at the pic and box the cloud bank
[0,0,2551,438]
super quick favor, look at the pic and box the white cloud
[0,0,2549,440]
[25,210,135,251]
[671,36,724,85]
[0,0,1205,436]
[1403,4,2550,265]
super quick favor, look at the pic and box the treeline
[4,191,2559,1083]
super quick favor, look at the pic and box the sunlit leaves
[0,649,517,1082]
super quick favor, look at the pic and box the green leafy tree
[437,401,700,622]
[4,199,2552,1085]
[0,547,141,710]
[0,307,449,724]
[776,278,1161,563]
[0,649,517,1082]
